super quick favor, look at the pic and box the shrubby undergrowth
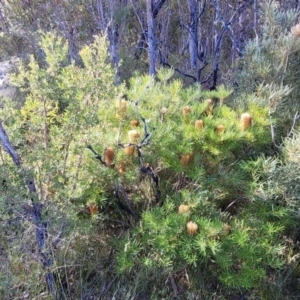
[1,4,300,297]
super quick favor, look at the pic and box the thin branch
[0,121,21,166]
[287,111,300,138]
[86,144,106,166]
[268,108,280,149]
[114,182,140,219]
[158,55,197,82]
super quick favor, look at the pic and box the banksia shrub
[3,32,283,298]
[240,113,252,131]
[186,221,198,236]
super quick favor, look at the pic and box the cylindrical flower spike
[205,99,213,115]
[119,99,127,112]
[124,145,135,156]
[118,164,126,174]
[128,130,140,143]
[178,204,190,214]
[186,221,198,236]
[180,153,193,167]
[291,23,300,37]
[88,203,98,215]
[182,106,191,116]
[195,119,204,130]
[104,147,114,167]
[215,124,225,134]
[161,107,168,115]
[240,112,252,131]
[130,119,140,128]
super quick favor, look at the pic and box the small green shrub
[232,1,300,141]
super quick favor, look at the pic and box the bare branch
[0,120,21,166]
[287,111,300,138]
[158,51,197,82]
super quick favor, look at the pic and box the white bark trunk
[147,0,156,76]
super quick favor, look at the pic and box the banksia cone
[130,119,140,128]
[178,204,190,214]
[118,164,126,174]
[161,107,168,114]
[205,99,213,115]
[215,124,225,134]
[195,119,204,130]
[180,153,193,167]
[88,203,98,215]
[119,99,127,112]
[186,221,198,236]
[291,23,300,37]
[124,145,135,156]
[182,106,191,116]
[128,130,140,143]
[104,147,114,167]
[240,112,252,131]
[222,224,231,235]
[116,99,127,119]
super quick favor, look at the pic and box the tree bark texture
[147,0,156,75]
[186,0,198,70]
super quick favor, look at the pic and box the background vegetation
[1,1,300,299]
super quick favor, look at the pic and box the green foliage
[233,1,300,139]
[247,131,300,219]
[0,29,299,299]
[115,187,287,290]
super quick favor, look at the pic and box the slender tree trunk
[53,3,79,64]
[186,0,198,70]
[253,0,258,38]
[107,0,121,84]
[134,0,166,63]
[91,0,121,84]
[147,0,156,76]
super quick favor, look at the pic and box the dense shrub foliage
[1,3,300,298]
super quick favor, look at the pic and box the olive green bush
[232,1,300,142]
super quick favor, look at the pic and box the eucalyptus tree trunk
[147,0,156,76]
[134,0,166,61]
[253,0,258,38]
[93,0,121,84]
[186,0,198,70]
[52,3,79,64]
